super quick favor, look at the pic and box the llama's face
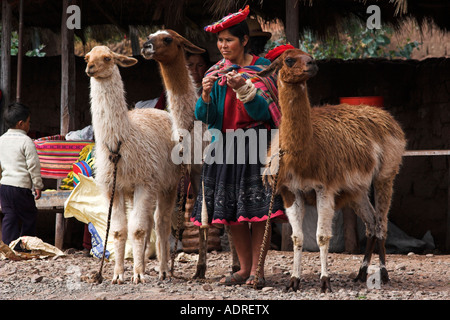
[279,49,318,83]
[141,29,205,63]
[85,46,137,79]
[258,49,318,84]
[279,49,319,83]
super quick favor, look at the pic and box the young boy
[0,102,43,246]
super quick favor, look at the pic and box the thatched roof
[2,0,449,41]
[206,0,450,36]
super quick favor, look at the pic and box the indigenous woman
[191,6,286,287]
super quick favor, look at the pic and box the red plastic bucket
[339,96,384,109]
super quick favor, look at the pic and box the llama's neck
[89,68,131,148]
[159,56,198,132]
[279,80,313,153]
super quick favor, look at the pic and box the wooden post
[129,26,140,56]
[1,0,12,134]
[55,212,65,249]
[285,0,299,48]
[280,0,300,250]
[15,0,24,102]
[446,157,450,252]
[60,0,76,136]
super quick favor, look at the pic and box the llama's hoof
[111,274,124,285]
[193,265,206,279]
[159,271,168,280]
[380,267,389,284]
[320,276,332,293]
[286,277,301,292]
[354,266,368,282]
[132,274,146,284]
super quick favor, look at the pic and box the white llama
[85,46,181,284]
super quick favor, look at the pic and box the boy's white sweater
[0,129,44,190]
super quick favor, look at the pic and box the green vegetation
[267,22,421,60]
[0,27,46,57]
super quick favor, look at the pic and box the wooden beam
[1,0,12,133]
[285,0,299,48]
[403,150,450,156]
[60,0,76,136]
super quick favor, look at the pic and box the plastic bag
[64,175,135,260]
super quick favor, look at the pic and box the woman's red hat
[204,5,250,33]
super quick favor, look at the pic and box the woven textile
[34,138,94,178]
[204,59,281,127]
[204,5,250,33]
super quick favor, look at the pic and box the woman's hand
[201,75,217,103]
[226,70,246,90]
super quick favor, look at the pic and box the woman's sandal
[245,275,266,289]
[218,272,248,286]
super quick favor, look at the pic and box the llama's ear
[257,57,282,77]
[113,53,138,68]
[180,37,206,54]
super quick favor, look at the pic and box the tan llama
[141,29,240,279]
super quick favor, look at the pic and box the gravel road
[0,248,448,302]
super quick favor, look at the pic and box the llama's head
[259,49,318,84]
[85,46,138,79]
[141,29,205,64]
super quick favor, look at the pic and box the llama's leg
[155,186,178,280]
[351,195,377,282]
[373,176,395,284]
[315,187,335,293]
[189,164,201,200]
[190,165,208,279]
[226,225,241,273]
[128,186,154,284]
[194,226,208,279]
[282,189,305,292]
[110,192,127,284]
[144,200,156,260]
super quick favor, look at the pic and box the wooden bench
[0,190,71,249]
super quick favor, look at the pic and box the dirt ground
[0,247,448,302]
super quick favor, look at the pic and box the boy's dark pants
[0,185,38,246]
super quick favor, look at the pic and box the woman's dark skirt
[191,126,286,226]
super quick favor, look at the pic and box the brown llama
[141,29,240,279]
[259,49,406,292]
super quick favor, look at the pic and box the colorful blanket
[205,59,281,127]
[34,138,94,179]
